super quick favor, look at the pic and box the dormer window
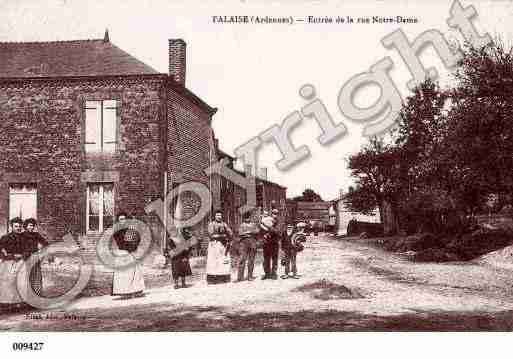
[85,100,117,153]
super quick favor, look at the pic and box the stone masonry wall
[166,86,219,254]
[0,76,166,240]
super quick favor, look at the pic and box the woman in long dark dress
[0,217,31,309]
[166,228,193,289]
[22,218,49,297]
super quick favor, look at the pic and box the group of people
[200,208,307,285]
[109,207,308,299]
[0,208,308,308]
[159,208,308,290]
[0,217,48,310]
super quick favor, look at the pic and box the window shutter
[102,100,117,152]
[85,101,101,152]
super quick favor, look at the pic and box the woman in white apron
[206,210,233,284]
[111,213,145,299]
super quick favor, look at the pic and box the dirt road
[2,235,513,331]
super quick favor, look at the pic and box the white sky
[1,0,512,200]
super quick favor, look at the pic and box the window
[85,100,117,152]
[9,183,37,222]
[86,183,114,232]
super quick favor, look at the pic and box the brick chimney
[258,167,268,181]
[169,39,186,86]
[244,164,253,177]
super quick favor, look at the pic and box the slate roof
[216,147,235,161]
[0,37,159,78]
[295,201,332,210]
[233,168,287,190]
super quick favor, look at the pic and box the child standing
[281,222,307,279]
[167,228,194,289]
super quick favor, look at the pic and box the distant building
[287,200,332,231]
[332,190,381,235]
[328,203,337,227]
[285,199,298,226]
[215,148,287,237]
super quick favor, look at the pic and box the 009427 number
[12,342,44,351]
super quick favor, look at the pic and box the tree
[292,188,323,202]
[393,79,457,233]
[394,79,448,189]
[445,41,513,211]
[345,40,513,236]
[342,185,377,216]
[346,137,401,234]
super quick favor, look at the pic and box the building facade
[291,201,332,231]
[0,33,220,252]
[285,199,297,226]
[332,192,381,235]
[215,151,287,237]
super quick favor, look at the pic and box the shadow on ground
[2,302,513,331]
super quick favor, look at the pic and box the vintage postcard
[0,0,513,355]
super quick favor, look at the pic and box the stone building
[0,32,221,252]
[285,199,298,226]
[215,149,287,236]
[289,201,332,231]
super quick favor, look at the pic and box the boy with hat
[281,222,307,279]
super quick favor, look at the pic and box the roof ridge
[0,36,160,78]
[0,38,104,46]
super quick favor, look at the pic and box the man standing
[260,208,280,280]
[236,213,259,282]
